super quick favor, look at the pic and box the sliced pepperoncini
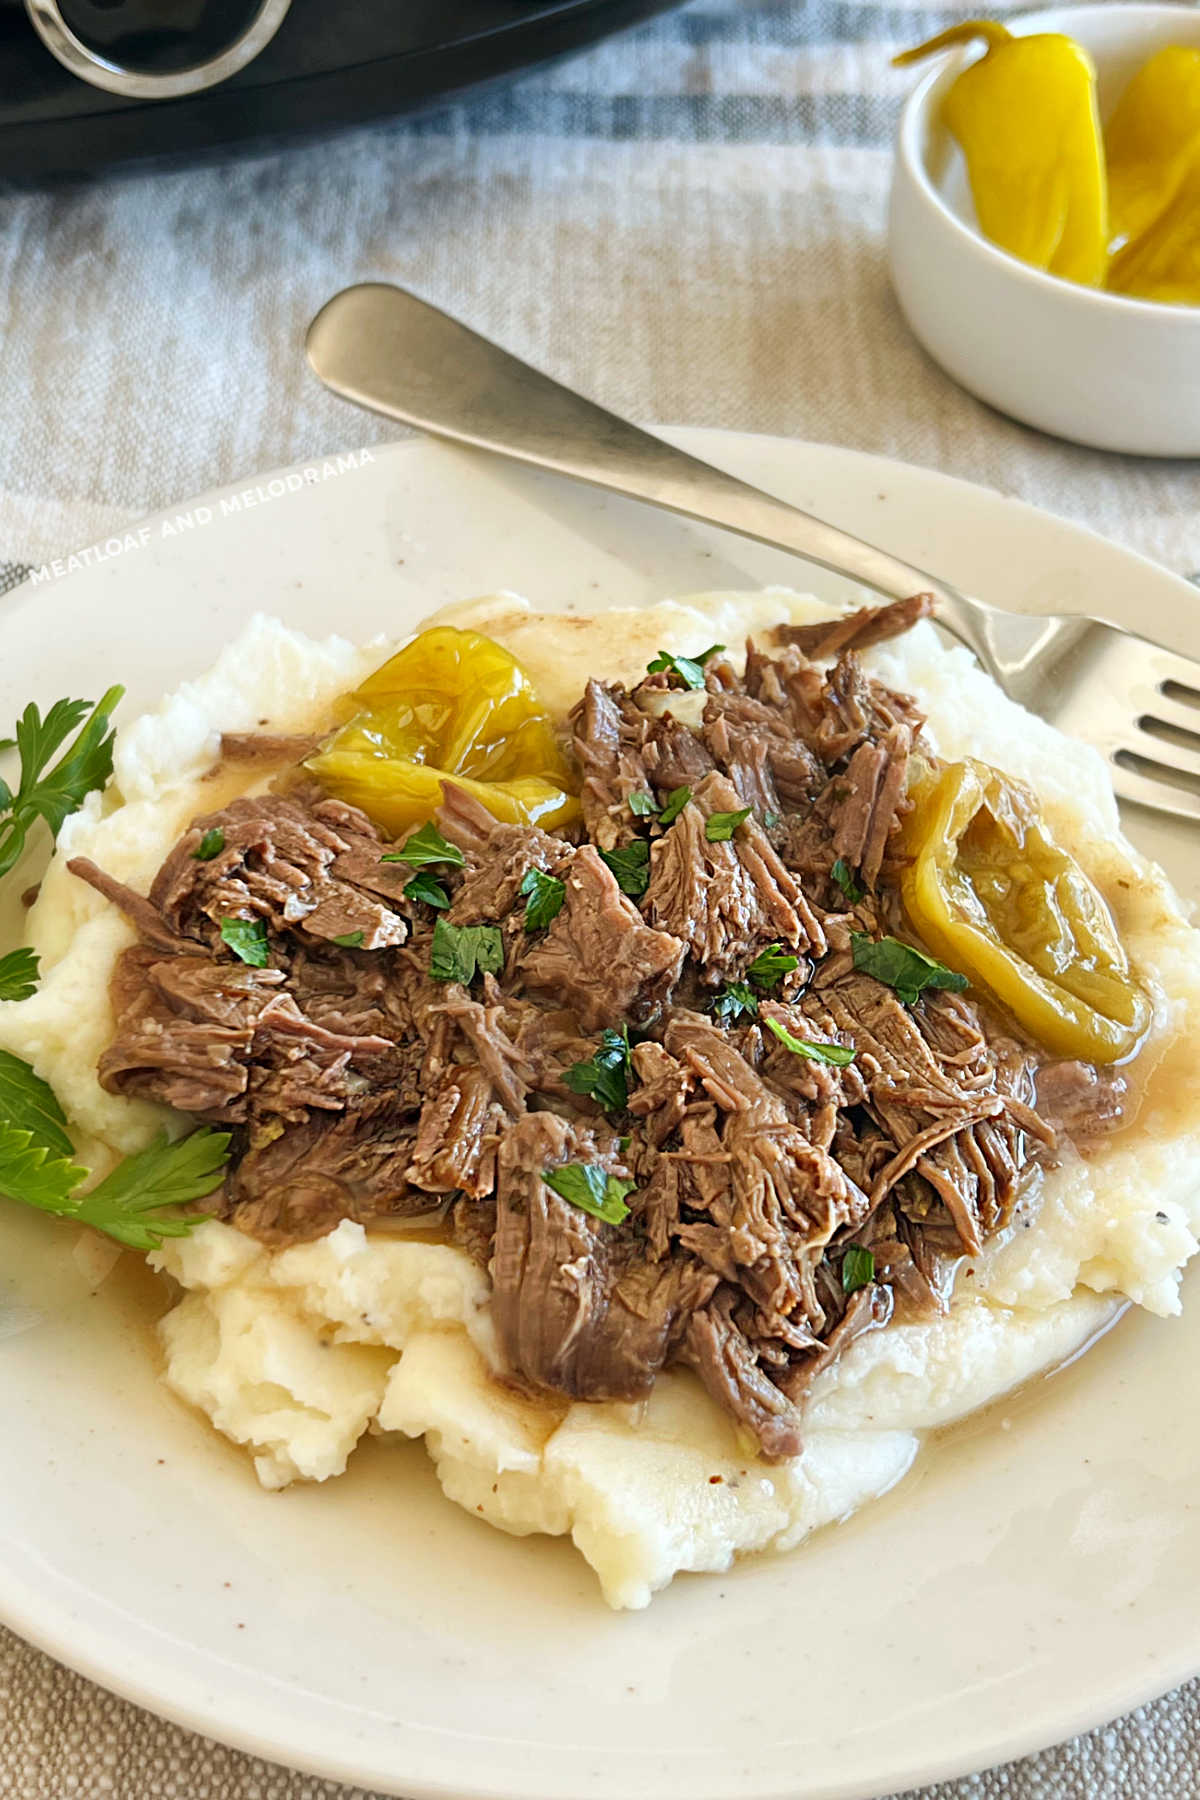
[306,625,579,834]
[896,22,1108,287]
[900,760,1148,1064]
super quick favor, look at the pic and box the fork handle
[306,283,998,672]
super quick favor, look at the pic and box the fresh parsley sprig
[564,1027,633,1112]
[0,948,40,1003]
[599,840,650,899]
[542,1162,635,1226]
[841,1245,876,1294]
[658,785,692,826]
[763,1015,855,1067]
[645,645,725,692]
[0,1048,229,1250]
[404,871,451,910]
[745,943,799,991]
[711,980,758,1027]
[220,917,269,967]
[831,858,864,904]
[519,867,566,929]
[380,822,465,869]
[851,933,968,1006]
[430,918,504,984]
[705,807,752,843]
[0,686,124,880]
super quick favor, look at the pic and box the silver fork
[306,282,1200,824]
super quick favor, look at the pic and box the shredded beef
[522,844,685,1029]
[78,593,1123,1463]
[777,593,936,660]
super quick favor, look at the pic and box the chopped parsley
[563,1027,632,1112]
[0,948,39,1003]
[403,871,451,910]
[658,785,692,826]
[220,917,269,968]
[746,943,800,991]
[711,980,758,1027]
[599,839,650,898]
[380,822,466,869]
[841,1245,876,1294]
[542,1162,635,1226]
[705,807,752,842]
[193,827,225,862]
[628,790,657,818]
[831,857,864,904]
[851,932,968,1006]
[519,866,566,929]
[332,930,365,949]
[764,1015,855,1066]
[430,918,504,984]
[645,644,725,691]
[763,810,782,830]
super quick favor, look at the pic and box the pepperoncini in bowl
[897,19,1200,304]
[901,760,1149,1064]
[306,625,579,834]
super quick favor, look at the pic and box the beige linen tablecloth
[1,0,1199,1793]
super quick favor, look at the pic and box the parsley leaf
[0,1115,228,1252]
[599,839,650,898]
[380,822,466,869]
[430,918,504,984]
[332,930,365,948]
[0,686,124,881]
[831,857,864,904]
[746,943,800,991]
[563,1027,632,1112]
[711,980,758,1027]
[658,785,692,826]
[220,917,269,967]
[193,827,225,862]
[705,807,752,842]
[542,1163,635,1226]
[851,933,968,1006]
[841,1245,876,1294]
[0,1048,73,1156]
[764,1015,855,1066]
[646,645,725,691]
[71,1129,231,1250]
[0,948,40,1003]
[519,866,566,929]
[628,791,657,818]
[403,871,451,910]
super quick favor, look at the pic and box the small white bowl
[888,3,1200,456]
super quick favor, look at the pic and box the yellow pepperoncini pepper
[896,22,1109,286]
[901,760,1149,1064]
[1109,146,1200,303]
[1105,46,1200,253]
[306,625,579,834]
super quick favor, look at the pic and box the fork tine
[1125,731,1200,782]
[1112,756,1200,821]
[1140,693,1200,739]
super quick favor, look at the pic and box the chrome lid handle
[25,0,291,99]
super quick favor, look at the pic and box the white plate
[1,430,1198,1800]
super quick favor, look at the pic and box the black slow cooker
[0,0,683,180]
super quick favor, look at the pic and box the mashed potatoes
[2,593,1198,1610]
